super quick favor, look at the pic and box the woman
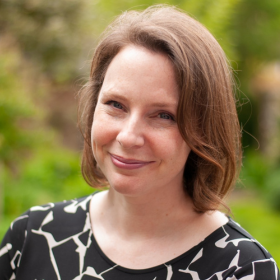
[0,5,279,279]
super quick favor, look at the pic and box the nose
[116,115,145,148]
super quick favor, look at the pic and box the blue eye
[158,112,174,120]
[109,101,123,109]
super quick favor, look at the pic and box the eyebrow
[101,91,178,109]
[149,101,178,108]
[101,91,127,102]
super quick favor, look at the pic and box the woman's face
[91,45,191,197]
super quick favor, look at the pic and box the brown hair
[78,5,242,213]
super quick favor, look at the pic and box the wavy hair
[78,5,242,212]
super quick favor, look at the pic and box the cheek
[168,143,190,175]
[91,114,117,155]
[90,123,98,161]
[157,131,190,158]
[91,123,104,157]
[161,134,191,171]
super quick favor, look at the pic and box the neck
[98,186,198,239]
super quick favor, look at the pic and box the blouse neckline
[87,192,233,273]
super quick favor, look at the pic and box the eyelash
[106,100,124,110]
[105,100,175,121]
[158,112,175,121]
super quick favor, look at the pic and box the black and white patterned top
[0,193,279,280]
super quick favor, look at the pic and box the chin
[108,177,147,197]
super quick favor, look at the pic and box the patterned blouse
[0,193,279,279]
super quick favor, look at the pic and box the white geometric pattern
[0,194,279,280]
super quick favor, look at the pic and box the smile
[110,154,155,170]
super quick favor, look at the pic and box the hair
[78,5,242,213]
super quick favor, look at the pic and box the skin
[90,45,228,269]
[91,45,190,199]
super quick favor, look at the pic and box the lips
[110,154,154,170]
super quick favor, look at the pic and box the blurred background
[0,0,280,262]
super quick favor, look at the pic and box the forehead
[106,45,176,77]
[99,45,179,105]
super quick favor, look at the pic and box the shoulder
[0,210,30,279]
[180,218,279,280]
[0,194,94,278]
[207,218,279,279]
[222,218,276,262]
[20,194,95,247]
[26,193,93,230]
[0,194,94,245]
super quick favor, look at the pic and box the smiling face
[91,45,191,197]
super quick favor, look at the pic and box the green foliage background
[0,0,280,265]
